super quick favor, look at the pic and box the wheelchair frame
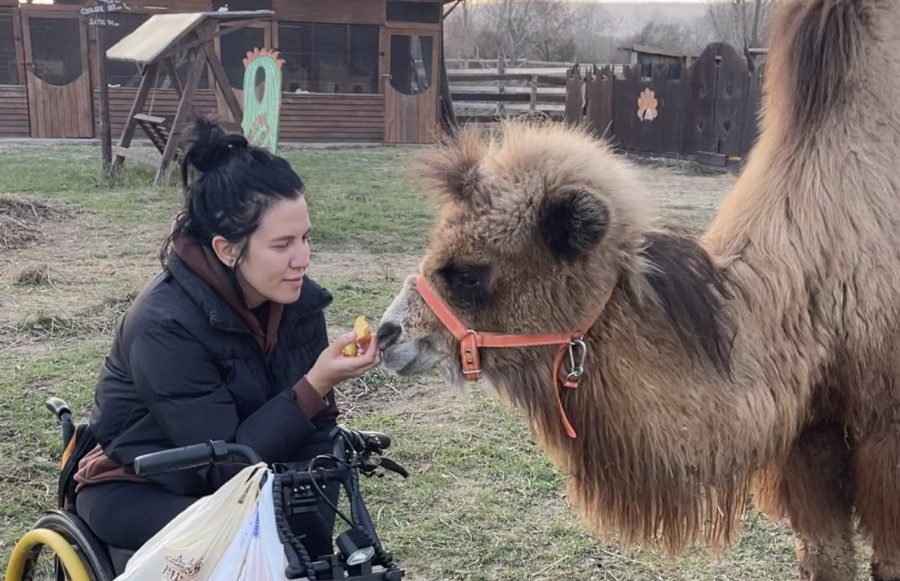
[4,396,407,581]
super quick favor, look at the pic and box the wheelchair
[4,396,407,581]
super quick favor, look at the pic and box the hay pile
[0,195,66,250]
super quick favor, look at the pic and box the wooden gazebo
[106,10,272,184]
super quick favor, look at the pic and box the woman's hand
[306,332,381,396]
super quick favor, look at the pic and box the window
[212,0,272,10]
[29,17,82,86]
[277,22,379,94]
[220,26,266,88]
[0,9,17,84]
[102,13,148,88]
[389,34,433,95]
[386,2,441,24]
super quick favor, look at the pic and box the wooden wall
[280,93,384,142]
[90,88,385,143]
[0,85,29,137]
[95,87,220,138]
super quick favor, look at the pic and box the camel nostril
[376,322,402,350]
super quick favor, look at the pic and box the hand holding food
[307,316,380,395]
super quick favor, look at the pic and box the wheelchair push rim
[4,528,91,581]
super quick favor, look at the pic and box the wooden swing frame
[105,10,273,185]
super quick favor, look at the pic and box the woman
[73,117,379,557]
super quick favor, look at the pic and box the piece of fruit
[341,315,372,357]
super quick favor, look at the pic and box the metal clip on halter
[566,338,587,383]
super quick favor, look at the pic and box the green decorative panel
[241,48,284,152]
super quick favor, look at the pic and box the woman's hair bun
[183,115,249,174]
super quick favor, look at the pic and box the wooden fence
[565,42,764,165]
[447,66,588,122]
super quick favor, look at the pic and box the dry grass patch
[0,195,70,251]
[14,264,70,286]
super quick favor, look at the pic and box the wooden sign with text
[81,0,131,27]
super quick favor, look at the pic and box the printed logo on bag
[162,555,204,581]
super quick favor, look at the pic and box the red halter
[414,274,613,438]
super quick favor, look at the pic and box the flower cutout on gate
[637,88,658,121]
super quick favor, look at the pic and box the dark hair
[160,116,306,266]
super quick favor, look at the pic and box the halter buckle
[565,338,587,383]
[460,330,482,380]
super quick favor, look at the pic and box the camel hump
[769,0,875,129]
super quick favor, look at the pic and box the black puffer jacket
[88,251,338,497]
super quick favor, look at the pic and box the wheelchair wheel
[5,510,115,581]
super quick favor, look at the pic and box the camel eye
[437,262,491,308]
[457,271,479,287]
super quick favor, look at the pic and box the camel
[374,0,900,579]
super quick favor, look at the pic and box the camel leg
[854,425,900,581]
[756,423,855,581]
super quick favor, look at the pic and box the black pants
[76,479,339,558]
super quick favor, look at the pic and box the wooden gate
[683,42,749,161]
[21,10,94,138]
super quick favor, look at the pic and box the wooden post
[155,47,206,185]
[164,57,184,98]
[529,74,537,112]
[201,25,243,125]
[497,54,505,117]
[95,23,112,175]
[111,61,159,173]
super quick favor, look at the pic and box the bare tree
[568,2,618,63]
[706,0,781,50]
[624,20,716,56]
[443,0,602,64]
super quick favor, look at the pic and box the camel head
[377,121,657,407]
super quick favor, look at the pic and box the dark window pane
[387,1,441,24]
[390,34,432,95]
[0,9,18,84]
[29,18,82,87]
[276,22,378,94]
[348,25,378,93]
[103,13,148,88]
[220,27,265,89]
[212,0,272,10]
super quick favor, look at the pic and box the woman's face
[234,195,311,307]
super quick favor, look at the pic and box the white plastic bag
[113,463,268,581]
[208,473,288,580]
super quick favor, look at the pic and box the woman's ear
[211,235,238,268]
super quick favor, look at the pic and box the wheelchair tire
[20,510,115,581]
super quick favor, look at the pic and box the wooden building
[0,0,452,143]
[618,44,695,80]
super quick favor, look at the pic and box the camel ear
[540,188,609,261]
[415,126,484,202]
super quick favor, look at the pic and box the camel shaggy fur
[376,0,900,579]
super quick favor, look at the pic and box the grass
[0,145,434,253]
[0,143,874,580]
